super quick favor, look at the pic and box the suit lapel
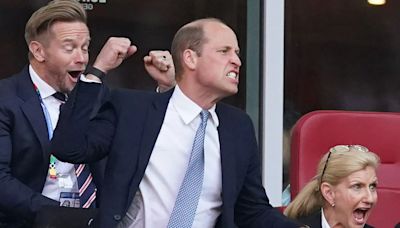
[18,68,50,159]
[299,210,322,228]
[136,89,174,174]
[216,105,237,214]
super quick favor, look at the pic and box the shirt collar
[29,64,57,99]
[321,208,331,228]
[170,85,219,127]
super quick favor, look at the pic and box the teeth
[226,72,237,79]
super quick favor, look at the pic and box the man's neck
[30,61,54,89]
[177,82,219,110]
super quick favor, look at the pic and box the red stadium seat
[290,110,400,227]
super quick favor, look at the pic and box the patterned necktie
[75,164,97,208]
[167,110,209,228]
[52,92,96,208]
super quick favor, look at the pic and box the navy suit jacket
[52,81,300,228]
[0,67,105,227]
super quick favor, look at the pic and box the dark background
[285,0,400,128]
[0,0,247,109]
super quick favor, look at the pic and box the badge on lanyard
[49,155,57,179]
[58,174,80,208]
[59,192,80,208]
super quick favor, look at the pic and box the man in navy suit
[0,1,174,227]
[52,18,301,227]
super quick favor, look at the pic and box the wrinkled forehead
[343,166,378,183]
[46,21,90,41]
[203,22,239,47]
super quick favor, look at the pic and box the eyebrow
[371,179,378,184]
[348,178,378,184]
[219,46,240,53]
[61,38,91,45]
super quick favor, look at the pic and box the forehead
[342,166,377,184]
[48,21,90,41]
[203,22,239,48]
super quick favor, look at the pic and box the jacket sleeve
[233,116,301,228]
[51,80,115,164]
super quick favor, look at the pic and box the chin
[348,219,367,228]
[227,87,238,95]
[61,85,75,94]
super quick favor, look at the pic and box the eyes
[351,183,362,190]
[217,47,240,57]
[63,43,89,54]
[369,183,377,191]
[350,182,377,192]
[218,49,228,54]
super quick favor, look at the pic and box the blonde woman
[285,145,380,228]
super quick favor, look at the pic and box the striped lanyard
[33,84,58,179]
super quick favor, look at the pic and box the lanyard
[33,84,58,179]
[33,84,54,139]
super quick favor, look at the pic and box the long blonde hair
[284,145,380,219]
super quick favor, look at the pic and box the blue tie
[167,110,209,228]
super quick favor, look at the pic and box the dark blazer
[0,67,105,227]
[52,81,300,228]
[299,210,374,228]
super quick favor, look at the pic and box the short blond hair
[25,0,87,58]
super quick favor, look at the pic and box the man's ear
[320,182,336,206]
[182,49,197,70]
[29,41,46,62]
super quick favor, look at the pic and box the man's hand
[93,37,137,74]
[144,50,176,92]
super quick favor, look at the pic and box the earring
[331,203,335,207]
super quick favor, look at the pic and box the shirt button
[113,214,121,221]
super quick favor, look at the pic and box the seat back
[290,110,400,227]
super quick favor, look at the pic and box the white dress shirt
[29,65,78,201]
[321,208,331,228]
[120,85,223,228]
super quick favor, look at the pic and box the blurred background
[1,0,398,206]
[0,0,248,108]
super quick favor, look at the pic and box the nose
[363,188,376,205]
[74,50,88,64]
[231,53,242,67]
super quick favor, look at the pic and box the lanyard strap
[33,84,54,139]
[34,84,58,178]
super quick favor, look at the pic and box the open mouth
[353,207,370,225]
[68,70,83,79]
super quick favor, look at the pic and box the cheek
[83,53,89,62]
[337,191,357,209]
[335,196,355,223]
[47,54,70,67]
[372,192,378,204]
